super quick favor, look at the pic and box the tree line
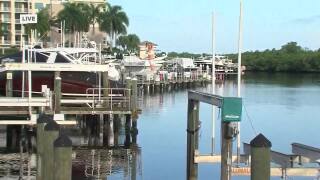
[227,42,320,72]
[166,42,320,73]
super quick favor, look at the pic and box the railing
[15,8,28,13]
[2,40,10,45]
[86,88,131,111]
[2,18,10,23]
[0,7,10,11]
[15,30,22,34]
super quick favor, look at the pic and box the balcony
[15,8,28,13]
[15,30,23,34]
[2,18,11,23]
[0,7,10,12]
[0,40,11,45]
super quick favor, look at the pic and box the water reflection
[0,113,142,180]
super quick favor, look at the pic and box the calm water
[1,72,320,179]
[108,72,320,180]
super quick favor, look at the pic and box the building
[0,0,106,48]
[0,0,37,47]
[139,41,157,60]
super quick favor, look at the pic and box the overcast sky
[109,0,320,54]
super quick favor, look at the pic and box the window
[35,3,44,10]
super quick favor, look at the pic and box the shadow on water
[0,114,141,180]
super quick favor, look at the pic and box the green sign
[221,97,242,122]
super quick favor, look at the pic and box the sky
[109,0,320,54]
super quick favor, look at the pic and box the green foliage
[0,47,19,57]
[167,52,201,59]
[117,34,140,53]
[231,42,320,72]
[25,8,50,37]
[57,3,89,33]
[80,3,106,34]
[98,4,129,47]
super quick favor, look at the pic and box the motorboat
[0,47,120,95]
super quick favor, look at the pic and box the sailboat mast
[236,0,243,164]
[211,12,216,155]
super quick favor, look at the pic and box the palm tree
[83,3,106,35]
[98,4,129,48]
[117,35,128,51]
[57,3,88,46]
[126,34,140,53]
[25,8,50,43]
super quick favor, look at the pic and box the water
[109,72,320,180]
[1,72,320,179]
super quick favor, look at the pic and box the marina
[0,0,319,179]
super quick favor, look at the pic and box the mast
[211,12,216,155]
[236,0,243,164]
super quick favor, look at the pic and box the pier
[186,90,320,180]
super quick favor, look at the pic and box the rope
[243,102,258,135]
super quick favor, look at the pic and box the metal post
[28,69,32,117]
[36,114,50,180]
[186,99,199,180]
[250,134,272,180]
[236,0,244,164]
[22,46,25,98]
[42,120,60,180]
[53,134,72,180]
[54,72,61,113]
[211,12,216,155]
[6,71,13,97]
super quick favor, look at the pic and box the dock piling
[36,114,50,180]
[54,72,61,113]
[250,134,272,180]
[186,99,199,180]
[131,78,138,111]
[42,119,60,180]
[6,71,12,97]
[53,134,72,180]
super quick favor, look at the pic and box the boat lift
[0,45,129,125]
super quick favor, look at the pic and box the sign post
[20,14,37,48]
[19,14,37,116]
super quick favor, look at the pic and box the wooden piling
[131,78,138,111]
[36,114,51,180]
[102,72,109,107]
[42,120,60,180]
[53,134,72,180]
[108,113,114,147]
[131,117,138,145]
[54,72,61,113]
[124,114,131,148]
[6,71,13,97]
[250,133,272,180]
[186,99,199,180]
[114,114,120,147]
[220,122,233,180]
